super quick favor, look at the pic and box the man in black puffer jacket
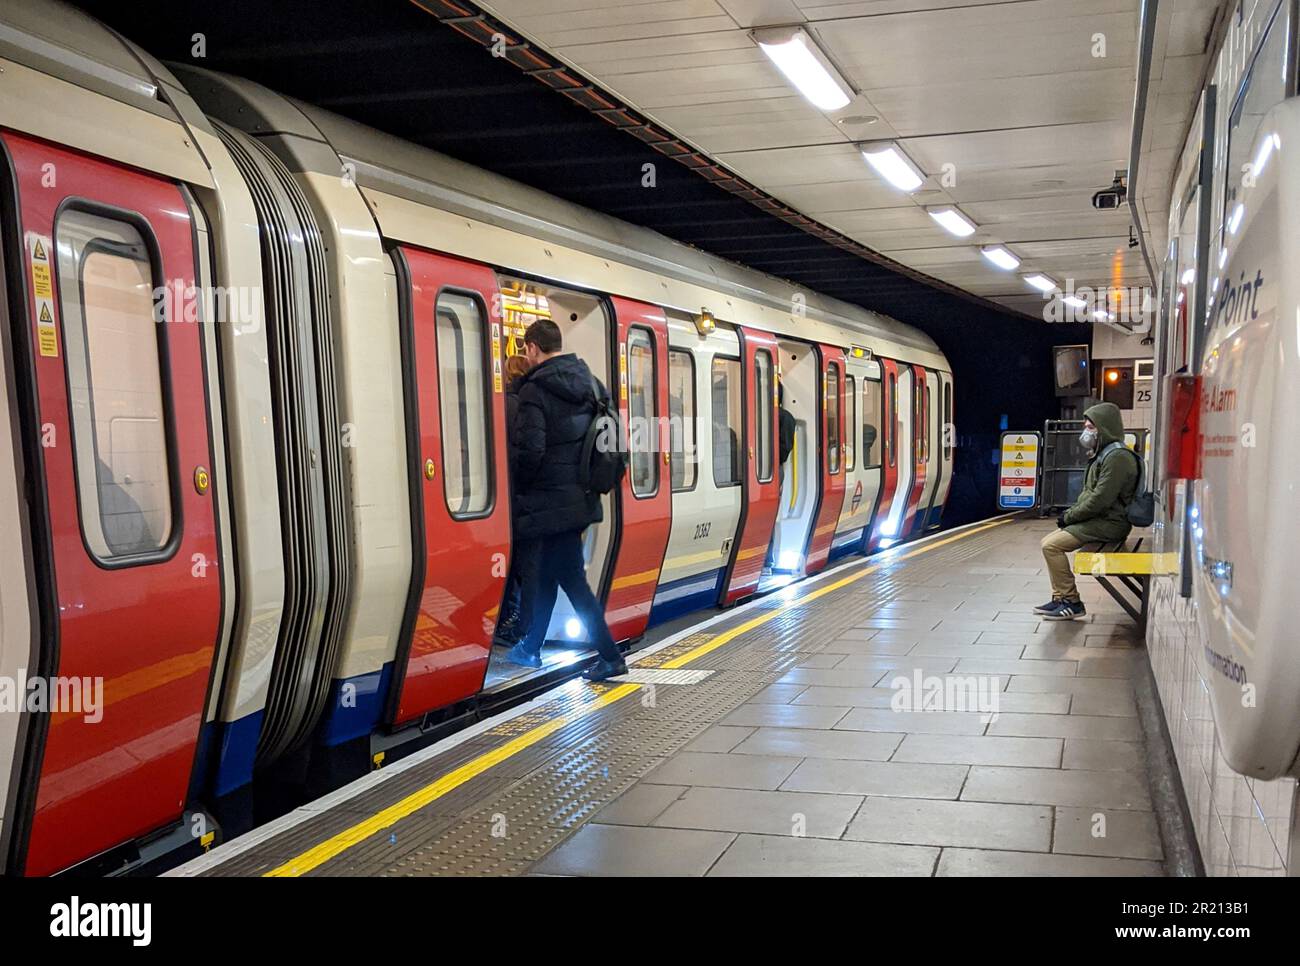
[502,319,627,682]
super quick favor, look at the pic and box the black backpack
[1100,441,1155,528]
[579,374,627,496]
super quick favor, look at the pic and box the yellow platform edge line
[263,515,1014,877]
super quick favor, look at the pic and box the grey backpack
[1100,441,1155,528]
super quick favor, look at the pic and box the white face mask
[1080,427,1098,449]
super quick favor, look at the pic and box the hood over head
[1084,402,1126,448]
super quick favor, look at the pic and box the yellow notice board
[998,431,1040,509]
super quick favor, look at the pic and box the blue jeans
[515,531,622,664]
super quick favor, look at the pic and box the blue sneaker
[1043,600,1087,621]
[503,644,542,668]
[1033,599,1063,615]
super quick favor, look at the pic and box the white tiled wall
[1146,483,1297,875]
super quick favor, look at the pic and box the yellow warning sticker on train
[36,300,58,357]
[29,233,54,301]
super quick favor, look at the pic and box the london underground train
[0,1,952,875]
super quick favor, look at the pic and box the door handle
[424,458,437,481]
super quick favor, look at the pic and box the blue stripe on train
[647,567,724,627]
[207,663,394,797]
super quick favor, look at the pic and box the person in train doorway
[1036,402,1139,621]
[778,383,796,468]
[502,318,628,681]
[491,354,534,650]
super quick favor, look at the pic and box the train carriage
[0,0,951,876]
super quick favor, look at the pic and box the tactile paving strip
[196,520,1020,876]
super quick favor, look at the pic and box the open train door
[387,247,511,725]
[603,297,672,641]
[902,365,930,535]
[720,325,780,604]
[804,343,847,574]
[1,133,223,875]
[867,358,902,552]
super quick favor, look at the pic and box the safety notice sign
[997,431,1040,510]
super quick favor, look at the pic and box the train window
[863,378,882,468]
[711,356,742,487]
[1224,1,1291,243]
[825,363,841,473]
[627,328,657,498]
[669,349,697,491]
[887,373,896,467]
[435,291,492,518]
[845,374,856,470]
[924,385,932,463]
[942,381,952,460]
[754,349,774,483]
[56,209,173,560]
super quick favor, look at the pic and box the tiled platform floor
[535,518,1166,876]
[177,516,1172,877]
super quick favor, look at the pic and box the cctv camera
[1092,173,1128,210]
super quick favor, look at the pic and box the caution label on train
[28,233,58,358]
[997,431,1040,509]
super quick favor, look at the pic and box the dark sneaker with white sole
[582,658,628,682]
[1033,599,1063,615]
[1043,600,1087,621]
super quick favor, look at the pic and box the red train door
[603,297,672,641]
[804,343,846,574]
[721,326,780,604]
[2,133,222,875]
[902,365,929,534]
[867,358,900,551]
[388,247,511,724]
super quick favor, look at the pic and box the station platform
[168,514,1176,878]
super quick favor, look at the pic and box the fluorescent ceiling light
[860,142,925,192]
[1180,268,1195,284]
[1063,295,1087,309]
[1023,273,1058,293]
[1093,309,1115,322]
[754,26,851,111]
[981,245,1020,271]
[927,206,976,237]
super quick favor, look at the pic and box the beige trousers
[1040,529,1086,601]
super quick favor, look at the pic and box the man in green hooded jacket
[1036,402,1138,620]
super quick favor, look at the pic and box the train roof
[172,65,946,364]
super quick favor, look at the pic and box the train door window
[886,373,896,467]
[627,327,657,497]
[845,374,856,471]
[754,349,774,483]
[863,378,882,468]
[435,291,492,517]
[669,349,697,490]
[711,356,741,486]
[56,208,173,560]
[825,363,841,473]
[1224,1,1291,243]
[942,381,952,460]
[924,385,932,463]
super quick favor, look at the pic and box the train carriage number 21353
[693,522,711,540]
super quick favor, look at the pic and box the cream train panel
[185,124,287,730]
[0,57,212,189]
[294,171,412,684]
[835,356,883,550]
[659,318,743,607]
[0,281,35,872]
